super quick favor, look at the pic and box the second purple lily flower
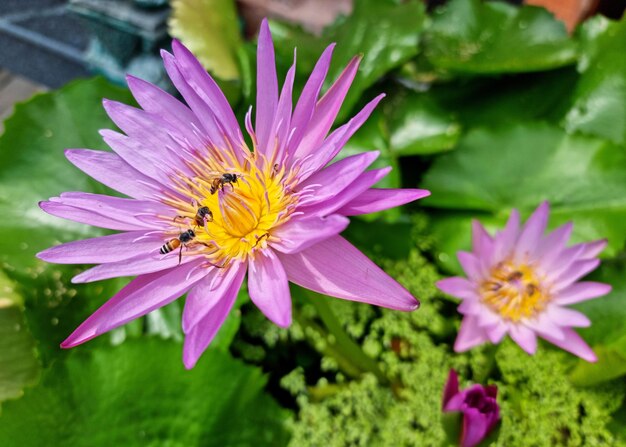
[437,202,609,362]
[37,20,428,368]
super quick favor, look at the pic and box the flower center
[164,153,298,265]
[480,262,549,322]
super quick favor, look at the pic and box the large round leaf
[565,17,626,146]
[422,123,626,260]
[0,339,291,446]
[424,0,577,74]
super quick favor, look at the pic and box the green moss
[283,244,626,447]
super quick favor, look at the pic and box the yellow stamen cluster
[480,262,549,321]
[163,150,299,265]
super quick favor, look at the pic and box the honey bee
[210,173,238,194]
[192,206,213,232]
[160,229,196,264]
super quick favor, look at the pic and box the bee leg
[203,217,210,234]
[173,215,185,224]
[178,244,184,265]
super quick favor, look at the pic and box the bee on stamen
[507,271,523,282]
[526,284,538,296]
[210,173,238,195]
[175,205,213,232]
[160,229,197,265]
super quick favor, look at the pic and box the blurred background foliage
[0,0,625,445]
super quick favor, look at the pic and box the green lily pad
[424,0,577,74]
[422,123,626,259]
[564,17,626,145]
[0,339,291,446]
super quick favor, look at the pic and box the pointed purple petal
[457,251,485,282]
[539,328,597,362]
[248,250,292,328]
[39,201,146,232]
[442,369,460,408]
[337,188,430,216]
[454,315,489,352]
[64,149,159,200]
[255,19,279,153]
[575,239,607,260]
[271,215,349,254]
[546,305,591,327]
[299,151,380,204]
[491,209,520,262]
[271,56,296,162]
[71,250,197,284]
[293,56,361,160]
[62,260,207,348]
[509,324,538,355]
[552,259,601,291]
[182,272,242,369]
[36,231,164,264]
[297,94,384,177]
[436,277,477,300]
[514,201,549,263]
[126,74,201,134]
[279,235,419,311]
[170,40,242,145]
[461,409,489,447]
[554,281,612,305]
[301,167,392,217]
[288,43,335,155]
[182,262,246,333]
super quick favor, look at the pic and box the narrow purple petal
[523,313,565,341]
[575,239,607,260]
[514,201,549,263]
[293,56,361,160]
[454,315,489,352]
[255,19,279,154]
[36,231,164,264]
[472,219,493,258]
[182,270,243,369]
[46,192,172,230]
[301,167,392,217]
[279,235,419,311]
[461,409,489,447]
[297,94,384,177]
[491,209,520,262]
[509,324,538,354]
[299,151,380,205]
[271,215,349,254]
[554,281,612,305]
[547,305,591,327]
[126,74,201,135]
[248,250,292,328]
[485,321,507,343]
[539,328,597,362]
[70,249,197,284]
[39,201,146,232]
[100,129,179,186]
[337,188,430,216]
[161,50,231,153]
[552,259,601,291]
[442,369,460,408]
[182,262,246,333]
[170,40,242,145]
[535,222,572,261]
[457,251,485,282]
[61,259,207,348]
[64,149,159,200]
[436,277,477,300]
[288,43,335,155]
[271,56,296,162]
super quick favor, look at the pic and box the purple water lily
[442,369,500,447]
[37,20,427,368]
[437,202,609,362]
